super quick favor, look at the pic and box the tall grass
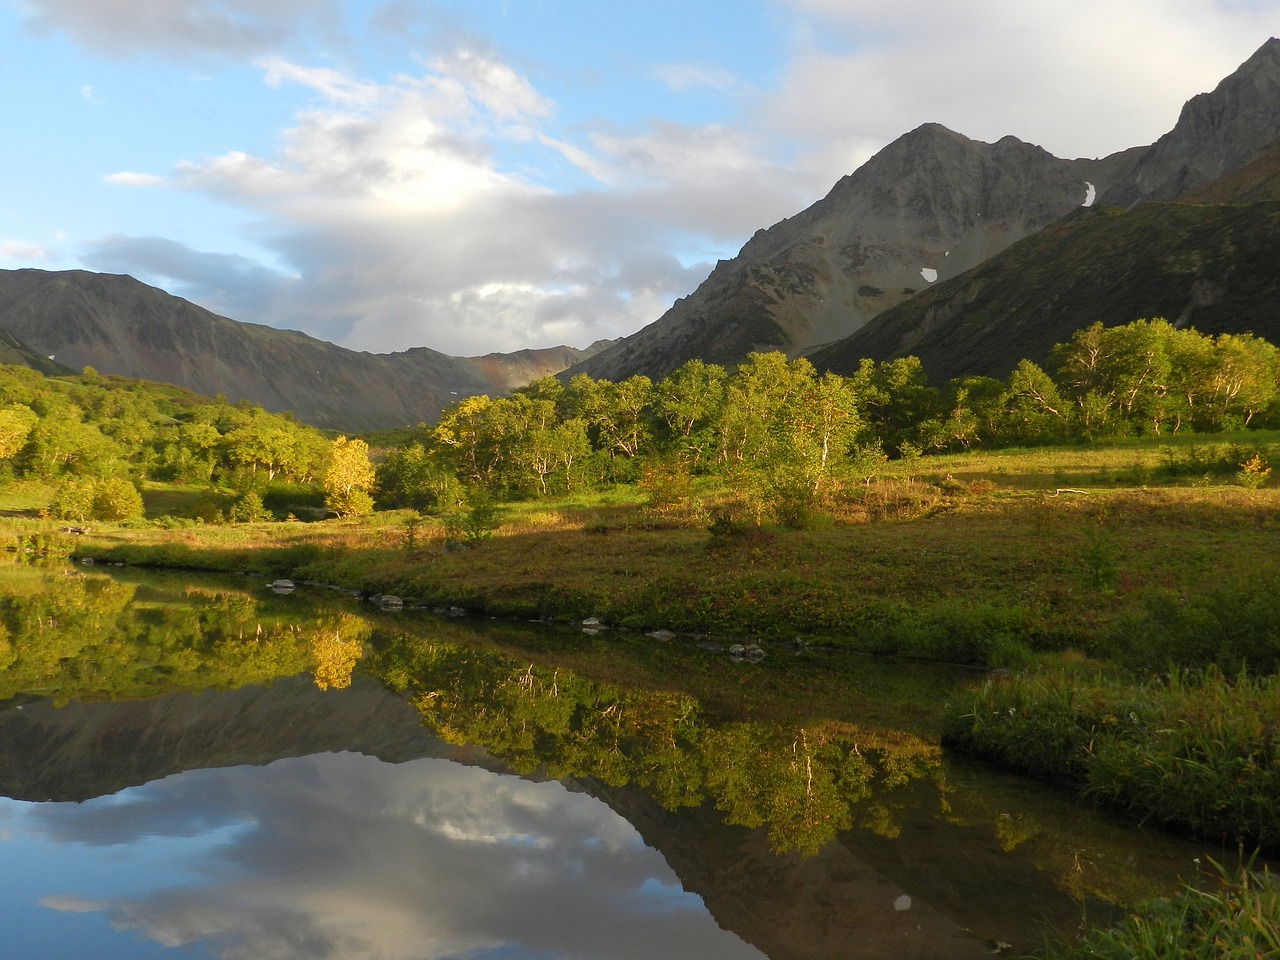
[943,667,1280,851]
[1034,859,1280,960]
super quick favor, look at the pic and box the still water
[0,561,1222,959]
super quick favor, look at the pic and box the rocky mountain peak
[1103,37,1280,205]
[567,38,1280,385]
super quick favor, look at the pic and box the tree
[848,356,941,452]
[324,436,376,517]
[377,442,461,510]
[432,395,507,487]
[996,360,1070,444]
[653,359,727,467]
[568,373,654,472]
[0,404,38,462]
[49,476,143,523]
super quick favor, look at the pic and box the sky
[1,2,1277,358]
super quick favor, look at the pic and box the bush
[943,667,1280,851]
[49,476,144,523]
[228,490,272,523]
[1040,860,1280,960]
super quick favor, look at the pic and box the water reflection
[0,561,1229,959]
[6,752,763,960]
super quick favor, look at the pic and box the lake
[0,559,1225,959]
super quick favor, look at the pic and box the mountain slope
[0,269,606,431]
[1101,38,1280,206]
[805,197,1280,383]
[569,124,1099,381]
[568,38,1280,383]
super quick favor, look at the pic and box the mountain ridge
[567,38,1280,384]
[3,40,1277,415]
[0,268,608,431]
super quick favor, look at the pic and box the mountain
[0,269,608,432]
[568,125,1100,382]
[568,38,1280,383]
[806,192,1280,384]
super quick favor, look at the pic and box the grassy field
[32,459,1280,671]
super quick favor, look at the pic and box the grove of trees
[0,367,372,523]
[1,318,1277,527]
[378,319,1280,522]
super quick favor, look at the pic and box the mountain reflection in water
[0,563,1221,959]
[2,750,764,960]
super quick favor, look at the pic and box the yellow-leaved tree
[324,436,375,517]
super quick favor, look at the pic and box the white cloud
[104,171,167,187]
[130,51,813,355]
[654,62,741,94]
[19,0,340,59]
[769,0,1280,167]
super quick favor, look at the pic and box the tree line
[0,318,1275,525]
[378,319,1280,516]
[0,365,369,522]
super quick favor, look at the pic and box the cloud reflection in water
[12,752,764,959]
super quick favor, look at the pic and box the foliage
[441,492,502,546]
[0,364,334,522]
[49,475,144,522]
[323,436,376,518]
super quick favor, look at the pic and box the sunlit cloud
[133,49,811,355]
[104,171,166,187]
[39,894,103,913]
[0,240,54,260]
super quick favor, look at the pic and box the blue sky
[1,1,1276,356]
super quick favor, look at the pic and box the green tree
[0,403,38,462]
[653,359,728,467]
[996,360,1071,444]
[377,442,462,510]
[432,395,508,487]
[568,373,654,475]
[49,476,143,523]
[324,436,376,517]
[848,356,941,453]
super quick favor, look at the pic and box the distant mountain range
[0,269,608,431]
[1,38,1276,428]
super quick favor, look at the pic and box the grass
[1032,858,1280,960]
[942,666,1280,853]
[13,453,1278,670]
